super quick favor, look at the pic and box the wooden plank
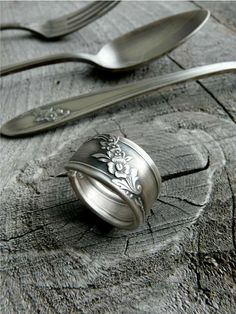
[0,1,235,313]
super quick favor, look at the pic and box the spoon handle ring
[66,134,161,229]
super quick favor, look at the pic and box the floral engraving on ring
[92,134,144,212]
[34,107,70,123]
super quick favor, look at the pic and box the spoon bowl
[95,9,210,71]
[0,10,210,76]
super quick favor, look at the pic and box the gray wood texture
[0,1,235,313]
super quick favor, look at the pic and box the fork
[0,1,120,39]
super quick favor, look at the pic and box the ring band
[65,134,161,229]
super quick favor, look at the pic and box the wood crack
[216,144,236,251]
[184,234,220,310]
[32,199,80,213]
[146,219,155,245]
[15,175,41,195]
[225,171,236,250]
[191,1,236,33]
[167,55,235,123]
[154,217,196,233]
[195,233,216,308]
[158,198,192,214]
[161,195,206,208]
[0,226,44,243]
[161,155,210,182]
[49,172,67,178]
[197,81,235,123]
[112,118,127,138]
[123,238,129,256]
[77,227,92,243]
[186,246,236,308]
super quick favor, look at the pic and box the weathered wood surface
[0,1,236,313]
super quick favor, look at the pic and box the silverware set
[1,1,235,137]
[1,10,210,76]
[1,2,236,231]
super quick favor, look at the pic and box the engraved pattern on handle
[33,107,71,123]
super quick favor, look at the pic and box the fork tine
[66,1,108,23]
[67,4,109,28]
[50,1,106,25]
[66,1,119,31]
[48,1,119,37]
[46,4,109,35]
[67,1,118,26]
[42,1,119,38]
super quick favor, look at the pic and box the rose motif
[92,134,144,212]
[108,159,130,178]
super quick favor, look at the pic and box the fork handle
[0,23,29,31]
[0,53,95,76]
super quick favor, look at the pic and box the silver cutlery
[1,62,235,137]
[0,10,210,76]
[0,1,120,39]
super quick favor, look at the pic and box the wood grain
[0,1,236,313]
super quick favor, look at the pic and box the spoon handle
[1,62,236,137]
[0,52,95,76]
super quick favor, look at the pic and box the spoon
[1,62,235,137]
[0,10,210,76]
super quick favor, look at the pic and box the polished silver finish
[66,134,161,229]
[1,62,235,137]
[0,10,210,76]
[0,1,120,39]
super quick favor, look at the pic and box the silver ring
[65,134,161,229]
